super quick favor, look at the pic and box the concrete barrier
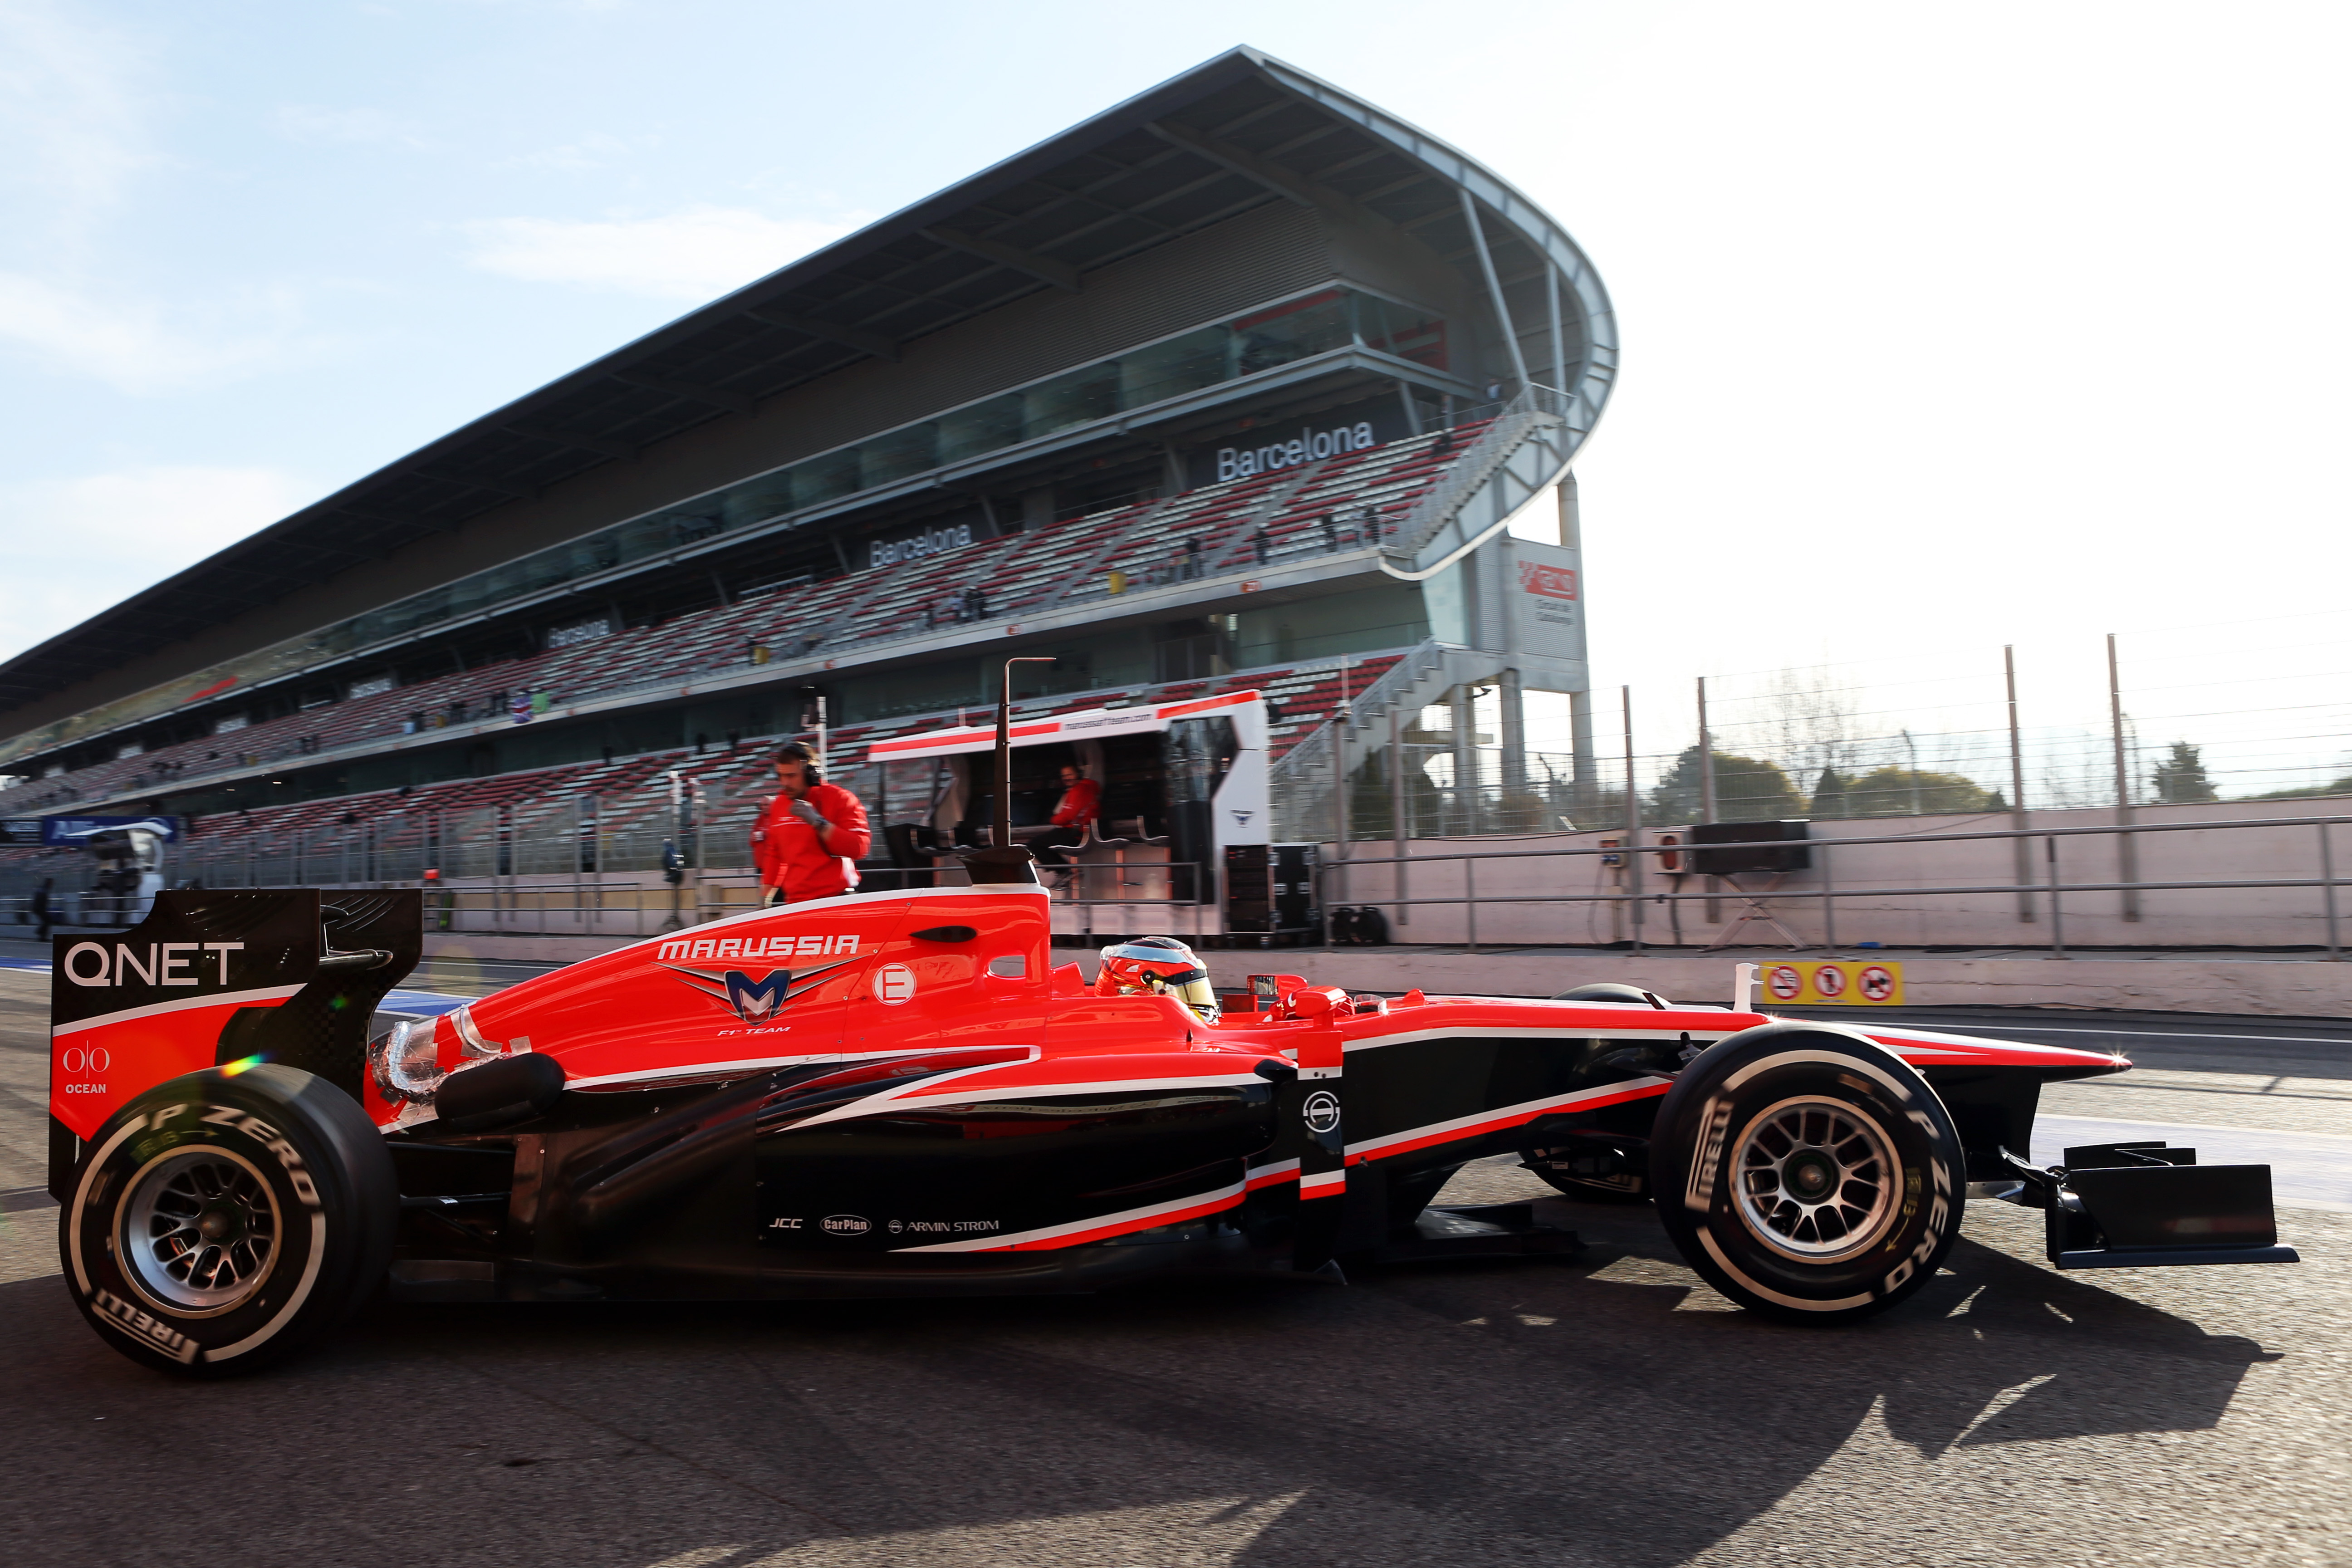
[1198,948,2352,1017]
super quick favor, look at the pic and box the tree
[2148,741,2218,804]
[1810,766,1850,818]
[1648,746,1805,824]
[2251,775,2352,802]
[1844,767,1992,817]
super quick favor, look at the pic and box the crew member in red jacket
[1032,762,1100,877]
[751,742,872,904]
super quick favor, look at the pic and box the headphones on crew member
[773,742,823,788]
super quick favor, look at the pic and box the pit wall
[1315,796,2351,952]
[1195,949,2352,1019]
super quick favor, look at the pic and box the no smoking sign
[1757,960,1904,1007]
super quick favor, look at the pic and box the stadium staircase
[1262,638,1519,841]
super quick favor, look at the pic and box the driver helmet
[1093,936,1220,1025]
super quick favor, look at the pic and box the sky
[1,1,2347,794]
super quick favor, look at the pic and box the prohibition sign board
[1761,960,1905,1006]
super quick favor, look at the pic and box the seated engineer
[1030,763,1100,870]
[752,742,872,905]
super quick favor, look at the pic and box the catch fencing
[1272,608,2352,849]
[1313,805,2350,955]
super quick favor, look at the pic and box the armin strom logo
[660,943,864,1023]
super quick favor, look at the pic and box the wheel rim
[1730,1096,1900,1264]
[117,1148,279,1316]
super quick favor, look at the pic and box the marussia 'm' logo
[722,970,791,1021]
[663,953,862,1022]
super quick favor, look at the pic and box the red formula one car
[48,866,2297,1375]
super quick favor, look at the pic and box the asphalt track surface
[2,966,2347,1567]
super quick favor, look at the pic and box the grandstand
[0,49,1612,936]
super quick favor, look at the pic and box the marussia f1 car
[48,855,2297,1376]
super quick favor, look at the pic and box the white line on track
[1922,1023,2352,1047]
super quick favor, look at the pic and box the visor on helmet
[1093,938,1221,1025]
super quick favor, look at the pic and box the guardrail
[1310,812,2352,957]
[9,812,2339,960]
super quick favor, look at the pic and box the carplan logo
[822,1215,872,1236]
[660,936,864,1022]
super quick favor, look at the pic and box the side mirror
[1284,986,1347,1020]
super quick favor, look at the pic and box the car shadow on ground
[0,1198,2288,1568]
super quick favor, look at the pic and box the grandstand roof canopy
[0,45,1611,720]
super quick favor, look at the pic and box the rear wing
[48,889,421,1199]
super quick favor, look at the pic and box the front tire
[60,1064,396,1376]
[1649,1024,1963,1323]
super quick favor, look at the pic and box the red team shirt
[751,782,872,902]
[1051,778,1101,828]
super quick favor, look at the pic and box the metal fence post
[1622,686,1644,955]
[2108,633,2141,922]
[1464,855,1478,953]
[1335,653,1353,878]
[2005,645,2035,922]
[2046,835,2067,958]
[1818,843,1836,952]
[1390,707,1409,929]
[1697,675,1722,924]
[1696,676,1717,825]
[2321,823,2341,961]
[1320,858,1336,953]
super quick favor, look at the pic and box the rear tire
[59,1064,396,1376]
[1649,1023,1963,1323]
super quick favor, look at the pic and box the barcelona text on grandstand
[1215,421,1381,485]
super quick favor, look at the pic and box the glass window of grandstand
[332,286,1441,655]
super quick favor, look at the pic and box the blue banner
[38,815,184,846]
